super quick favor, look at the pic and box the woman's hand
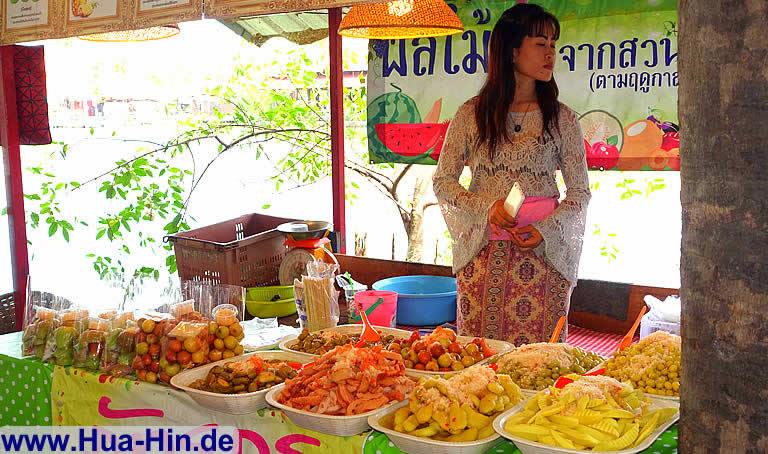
[510,225,543,249]
[488,199,517,236]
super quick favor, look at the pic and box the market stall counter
[0,331,679,454]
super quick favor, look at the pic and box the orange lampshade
[339,0,464,39]
[79,24,180,43]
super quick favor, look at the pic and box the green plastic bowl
[245,286,297,318]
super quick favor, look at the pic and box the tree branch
[391,164,412,198]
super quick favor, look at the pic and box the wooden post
[0,46,30,330]
[328,8,346,254]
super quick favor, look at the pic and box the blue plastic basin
[372,275,457,326]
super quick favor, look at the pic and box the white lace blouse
[433,97,591,284]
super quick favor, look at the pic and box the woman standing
[433,4,590,345]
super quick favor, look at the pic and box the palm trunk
[679,1,768,452]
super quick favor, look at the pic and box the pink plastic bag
[489,196,558,240]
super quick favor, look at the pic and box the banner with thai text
[367,0,679,170]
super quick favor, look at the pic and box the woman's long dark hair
[475,4,561,159]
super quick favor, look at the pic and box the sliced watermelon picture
[374,122,450,159]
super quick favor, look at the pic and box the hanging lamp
[79,24,180,43]
[339,0,463,39]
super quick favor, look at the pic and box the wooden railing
[335,254,679,335]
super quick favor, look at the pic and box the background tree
[679,1,768,451]
[22,46,439,290]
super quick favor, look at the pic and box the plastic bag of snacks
[209,304,245,362]
[21,281,70,359]
[101,313,138,376]
[43,308,89,366]
[181,282,246,364]
[73,317,109,370]
[170,299,206,321]
[22,307,59,359]
[132,312,175,384]
[158,320,210,384]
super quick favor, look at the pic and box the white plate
[279,324,513,378]
[493,396,679,454]
[367,400,502,454]
[265,383,403,436]
[170,351,311,415]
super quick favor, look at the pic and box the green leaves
[21,47,373,289]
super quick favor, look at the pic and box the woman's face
[513,32,557,82]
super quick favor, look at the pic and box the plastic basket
[166,213,296,288]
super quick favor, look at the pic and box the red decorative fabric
[13,45,51,146]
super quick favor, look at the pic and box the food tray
[405,334,513,378]
[492,396,680,454]
[278,324,513,378]
[265,383,402,436]
[277,324,413,360]
[170,351,311,415]
[587,363,679,402]
[367,400,502,454]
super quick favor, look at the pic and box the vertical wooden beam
[0,46,30,330]
[328,8,346,254]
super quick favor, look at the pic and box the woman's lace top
[433,98,591,284]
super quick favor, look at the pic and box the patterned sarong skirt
[456,240,573,345]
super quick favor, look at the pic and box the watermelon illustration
[374,122,450,160]
[367,84,421,162]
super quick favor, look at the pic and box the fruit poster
[367,0,680,170]
[1,0,57,43]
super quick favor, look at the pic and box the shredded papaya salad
[277,344,416,415]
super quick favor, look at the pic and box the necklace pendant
[514,124,522,133]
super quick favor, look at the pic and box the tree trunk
[405,169,434,262]
[679,1,768,452]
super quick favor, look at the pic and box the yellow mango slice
[550,430,577,449]
[594,423,639,451]
[589,419,620,437]
[557,427,600,447]
[549,415,580,428]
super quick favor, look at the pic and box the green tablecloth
[0,332,54,426]
[363,428,679,453]
[0,332,677,453]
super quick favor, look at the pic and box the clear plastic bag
[22,277,70,359]
[101,313,138,376]
[160,321,210,383]
[133,311,175,384]
[181,282,245,362]
[22,307,58,359]
[73,317,108,370]
[209,304,245,361]
[43,308,89,366]
[294,260,339,332]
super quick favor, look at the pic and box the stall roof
[219,9,350,46]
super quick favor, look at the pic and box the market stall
[0,1,687,453]
[0,325,680,454]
